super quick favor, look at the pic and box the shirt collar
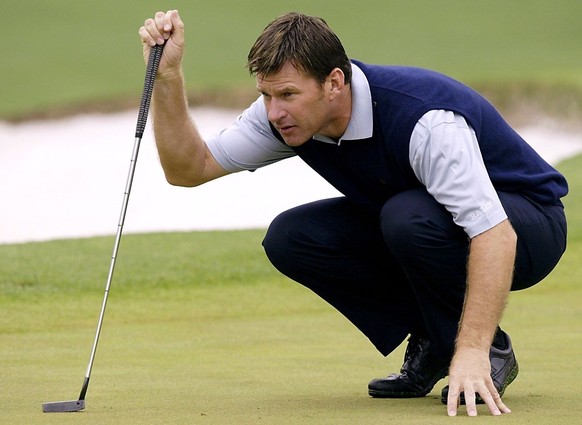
[313,62,373,144]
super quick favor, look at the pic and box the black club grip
[135,43,165,138]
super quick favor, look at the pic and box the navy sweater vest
[272,60,568,213]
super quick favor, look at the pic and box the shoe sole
[369,388,431,398]
[440,362,519,405]
[368,367,448,398]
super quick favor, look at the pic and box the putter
[42,43,165,413]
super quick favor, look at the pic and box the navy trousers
[262,189,567,358]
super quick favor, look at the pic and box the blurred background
[1,0,582,243]
[2,0,582,123]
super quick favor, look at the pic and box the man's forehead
[257,62,303,81]
[256,62,316,89]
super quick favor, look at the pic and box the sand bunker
[1,108,581,244]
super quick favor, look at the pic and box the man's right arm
[152,69,230,186]
[139,10,230,187]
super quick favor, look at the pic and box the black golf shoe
[440,330,519,405]
[368,335,450,398]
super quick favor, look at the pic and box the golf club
[42,42,165,413]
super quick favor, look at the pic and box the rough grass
[3,0,582,124]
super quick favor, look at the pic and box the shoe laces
[403,335,425,364]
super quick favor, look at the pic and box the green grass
[1,155,582,424]
[3,0,582,120]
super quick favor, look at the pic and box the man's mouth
[278,124,295,135]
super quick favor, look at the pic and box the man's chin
[282,135,310,147]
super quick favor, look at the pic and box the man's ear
[327,67,346,97]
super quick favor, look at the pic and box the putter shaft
[42,43,165,413]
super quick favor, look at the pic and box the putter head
[42,399,85,413]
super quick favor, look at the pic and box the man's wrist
[455,327,494,352]
[156,67,184,83]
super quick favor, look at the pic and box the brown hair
[247,12,352,85]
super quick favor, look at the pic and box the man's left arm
[446,219,516,417]
[409,110,518,416]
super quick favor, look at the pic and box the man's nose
[267,98,286,123]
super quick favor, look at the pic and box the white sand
[1,109,581,244]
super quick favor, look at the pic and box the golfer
[139,10,568,416]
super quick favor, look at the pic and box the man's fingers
[463,387,478,417]
[447,383,512,417]
[138,10,185,76]
[154,11,166,31]
[140,11,182,47]
[482,384,511,415]
[139,23,156,47]
[481,393,502,416]
[141,17,164,46]
[166,10,185,45]
[163,10,175,32]
[446,385,460,417]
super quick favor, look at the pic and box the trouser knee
[262,210,295,276]
[380,189,466,259]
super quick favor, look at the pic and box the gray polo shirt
[206,64,507,238]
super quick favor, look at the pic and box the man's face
[256,62,333,147]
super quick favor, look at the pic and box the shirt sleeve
[409,110,508,238]
[205,97,296,172]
